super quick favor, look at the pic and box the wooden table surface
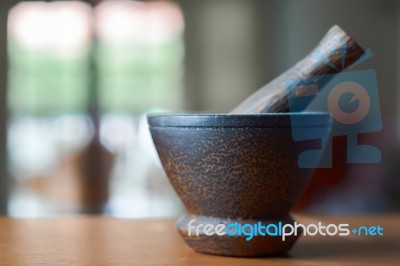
[0,215,399,265]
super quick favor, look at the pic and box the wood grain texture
[231,25,365,114]
[0,215,398,265]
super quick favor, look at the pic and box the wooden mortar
[148,25,366,257]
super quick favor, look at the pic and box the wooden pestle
[231,25,365,114]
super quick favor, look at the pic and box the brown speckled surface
[148,114,331,257]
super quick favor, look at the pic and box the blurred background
[0,0,399,217]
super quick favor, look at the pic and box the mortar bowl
[148,113,331,257]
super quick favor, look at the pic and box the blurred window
[95,0,185,113]
[6,0,185,217]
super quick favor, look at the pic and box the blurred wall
[0,0,14,215]
[178,0,272,112]
[179,0,400,120]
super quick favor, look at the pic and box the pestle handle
[230,25,365,114]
